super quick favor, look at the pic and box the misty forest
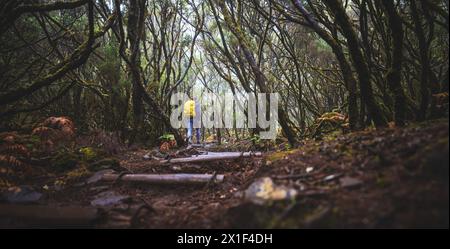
[0,0,448,228]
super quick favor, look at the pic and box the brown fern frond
[0,132,18,143]
[0,144,30,157]
[160,142,170,153]
[32,126,55,138]
[34,117,75,150]
[0,166,9,174]
[169,139,177,148]
[41,117,75,135]
[0,154,26,167]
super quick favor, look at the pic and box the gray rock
[0,186,43,204]
[90,191,130,207]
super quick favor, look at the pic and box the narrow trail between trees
[1,120,448,228]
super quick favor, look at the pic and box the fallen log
[159,151,262,164]
[102,173,224,185]
[0,204,99,227]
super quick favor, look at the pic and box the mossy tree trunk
[291,0,360,130]
[324,0,388,128]
[127,0,145,144]
[215,0,299,146]
[410,0,434,121]
[381,0,407,126]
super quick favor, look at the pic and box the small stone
[306,167,314,173]
[0,186,43,204]
[90,191,130,207]
[340,177,363,189]
[323,174,342,182]
[244,177,297,205]
[171,166,181,171]
[324,175,336,181]
[188,206,200,211]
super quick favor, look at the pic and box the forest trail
[1,119,447,228]
[1,0,448,231]
[111,147,265,228]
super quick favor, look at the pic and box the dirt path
[1,120,448,228]
[109,120,448,228]
[114,149,264,228]
[243,120,449,228]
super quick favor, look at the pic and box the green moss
[79,147,97,161]
[266,149,300,162]
[64,165,91,182]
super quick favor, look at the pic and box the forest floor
[0,119,448,228]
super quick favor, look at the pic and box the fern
[0,132,31,168]
[0,144,30,157]
[0,155,26,167]
[32,116,76,152]
[159,141,171,153]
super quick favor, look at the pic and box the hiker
[184,96,201,144]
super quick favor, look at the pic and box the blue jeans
[187,117,201,143]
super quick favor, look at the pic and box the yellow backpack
[183,100,196,117]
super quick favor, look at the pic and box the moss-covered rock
[64,165,91,183]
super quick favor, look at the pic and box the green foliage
[79,147,97,161]
[159,133,175,141]
[250,134,261,144]
[98,43,120,77]
[181,34,192,47]
[285,143,292,151]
